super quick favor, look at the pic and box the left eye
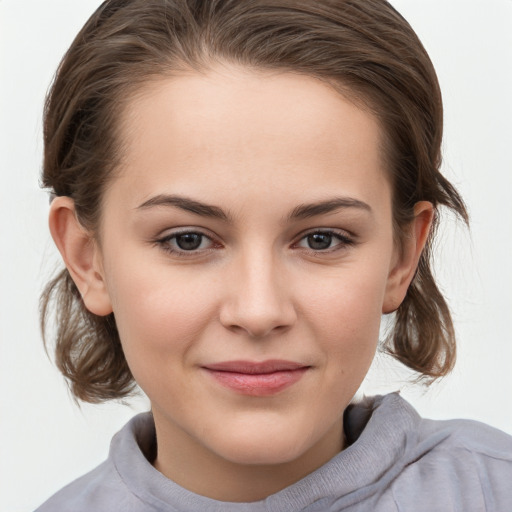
[296,231,351,251]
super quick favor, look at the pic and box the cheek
[297,257,390,372]
[106,262,219,368]
[302,262,388,334]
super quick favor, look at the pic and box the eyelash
[154,228,355,257]
[154,229,219,257]
[293,230,355,254]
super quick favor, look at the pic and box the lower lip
[204,368,309,396]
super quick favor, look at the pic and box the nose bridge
[220,242,296,337]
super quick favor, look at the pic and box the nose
[219,250,297,338]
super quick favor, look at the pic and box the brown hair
[40,0,468,403]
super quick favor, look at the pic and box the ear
[382,201,434,314]
[49,196,113,316]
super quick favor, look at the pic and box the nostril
[218,265,297,337]
[220,314,295,339]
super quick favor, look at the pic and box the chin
[211,423,315,466]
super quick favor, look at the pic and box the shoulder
[346,394,512,511]
[417,414,512,461]
[34,460,141,512]
[389,397,512,511]
[357,392,512,460]
[34,413,154,512]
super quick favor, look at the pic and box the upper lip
[202,360,308,374]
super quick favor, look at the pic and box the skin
[49,63,433,502]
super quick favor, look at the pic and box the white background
[1,1,511,511]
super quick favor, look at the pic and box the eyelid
[152,226,356,257]
[154,227,222,256]
[292,228,356,252]
[157,226,213,238]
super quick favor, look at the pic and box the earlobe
[382,201,434,314]
[49,196,113,316]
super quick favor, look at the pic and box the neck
[151,409,345,503]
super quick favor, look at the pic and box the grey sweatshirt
[35,393,512,511]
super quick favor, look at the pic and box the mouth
[201,360,310,396]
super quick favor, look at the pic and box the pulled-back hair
[41,0,468,403]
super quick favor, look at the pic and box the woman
[33,0,512,510]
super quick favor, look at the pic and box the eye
[295,230,354,252]
[156,230,216,255]
[174,233,206,251]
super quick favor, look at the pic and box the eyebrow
[287,197,372,221]
[136,194,372,222]
[136,194,232,221]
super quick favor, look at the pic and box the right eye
[156,230,216,255]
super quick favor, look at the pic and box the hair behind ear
[40,268,136,403]
[383,245,456,381]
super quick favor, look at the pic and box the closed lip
[201,360,310,396]
[202,360,309,374]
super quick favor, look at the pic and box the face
[88,64,410,495]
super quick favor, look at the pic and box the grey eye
[175,233,204,250]
[306,233,333,250]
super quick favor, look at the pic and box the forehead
[111,64,390,215]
